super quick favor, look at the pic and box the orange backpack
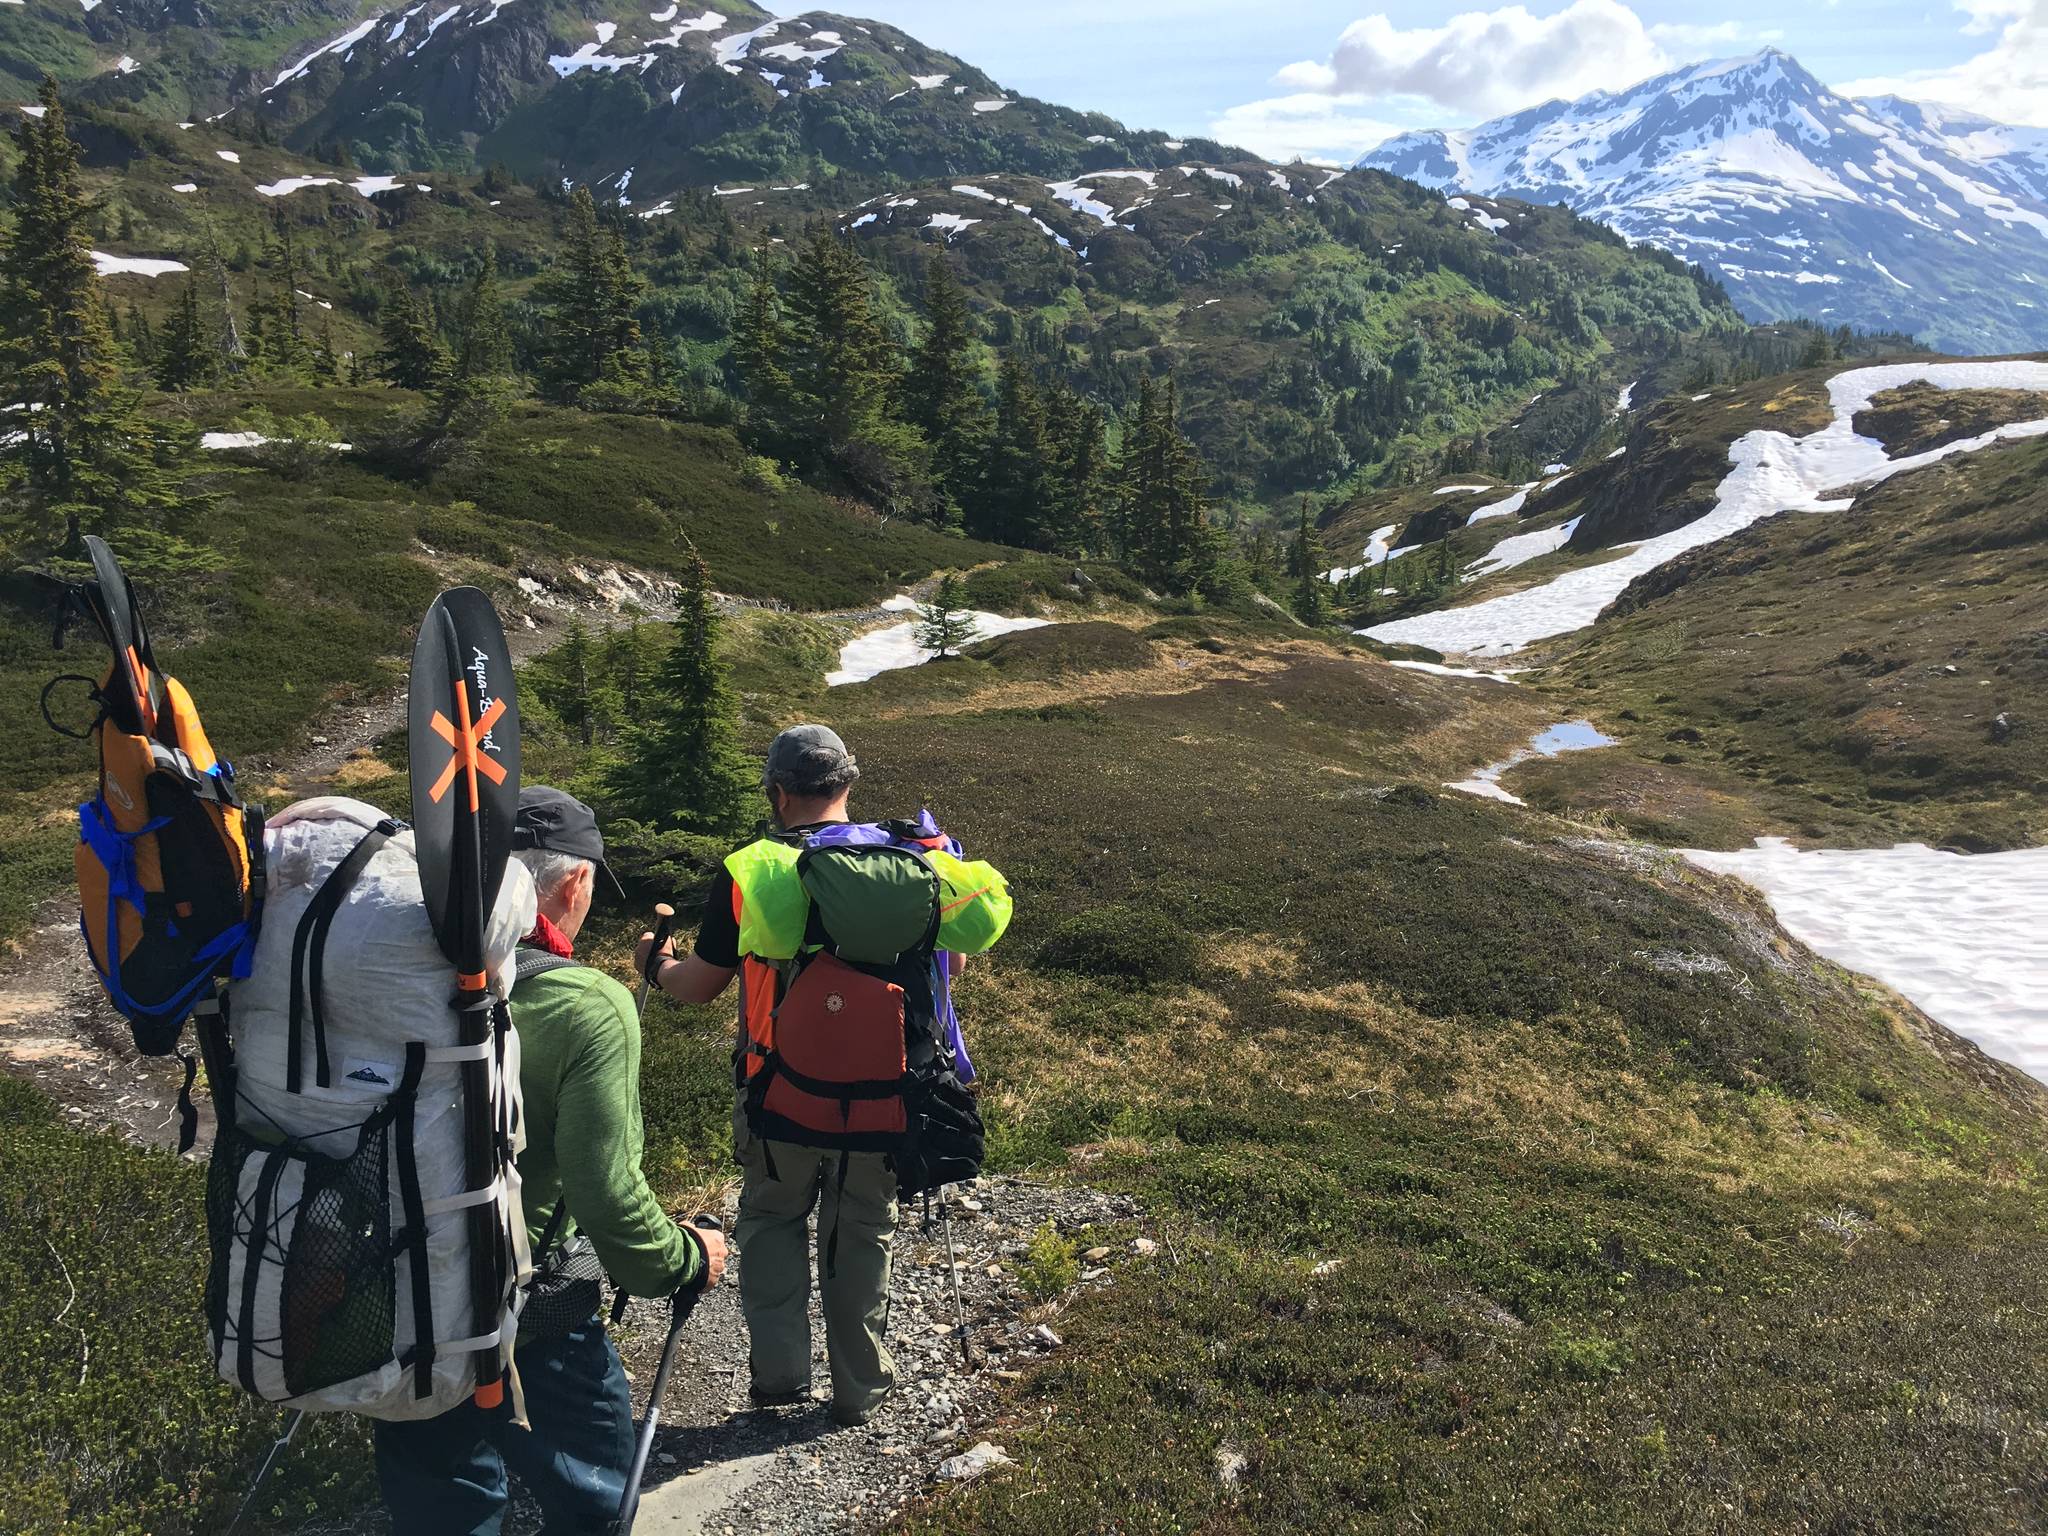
[42,536,263,1059]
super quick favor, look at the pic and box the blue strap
[75,798,256,1022]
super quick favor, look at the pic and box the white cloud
[1647,21,1746,47]
[1835,0,2048,126]
[1208,91,1410,163]
[1270,0,1673,119]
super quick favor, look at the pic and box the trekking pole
[635,902,676,1018]
[939,1188,974,1370]
[222,1409,304,1536]
[615,1215,721,1536]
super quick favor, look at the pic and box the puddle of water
[1447,719,1615,806]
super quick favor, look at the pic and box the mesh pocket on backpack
[206,1116,398,1401]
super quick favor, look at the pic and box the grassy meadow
[4,398,2048,1532]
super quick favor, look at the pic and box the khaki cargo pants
[733,1122,898,1415]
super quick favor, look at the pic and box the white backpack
[203,796,537,1420]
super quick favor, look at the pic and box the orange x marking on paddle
[427,685,507,809]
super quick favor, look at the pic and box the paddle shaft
[635,903,675,1018]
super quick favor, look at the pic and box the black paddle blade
[80,535,162,738]
[408,587,521,977]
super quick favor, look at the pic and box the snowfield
[1362,361,2048,657]
[1465,516,1581,579]
[828,612,1052,686]
[1685,840,2048,1081]
[91,252,188,277]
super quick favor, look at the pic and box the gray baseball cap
[762,723,858,791]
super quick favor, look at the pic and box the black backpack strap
[513,948,588,985]
[528,1195,573,1279]
[287,821,397,1093]
[389,1042,437,1400]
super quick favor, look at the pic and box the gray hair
[515,848,592,902]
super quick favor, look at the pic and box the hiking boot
[830,1392,889,1427]
[749,1383,808,1408]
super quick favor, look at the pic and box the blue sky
[772,1,2048,161]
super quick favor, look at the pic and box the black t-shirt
[693,868,741,968]
[692,823,843,969]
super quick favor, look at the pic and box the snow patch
[1466,516,1582,578]
[91,252,188,278]
[1364,361,2048,657]
[1386,660,1519,684]
[1685,839,2048,1081]
[1465,487,1531,525]
[270,17,377,90]
[828,612,1054,686]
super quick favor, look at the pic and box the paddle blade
[408,587,521,974]
[80,535,162,738]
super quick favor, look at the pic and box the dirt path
[611,1176,1142,1535]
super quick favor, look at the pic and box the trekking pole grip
[635,903,676,1018]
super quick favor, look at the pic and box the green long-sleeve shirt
[511,960,698,1297]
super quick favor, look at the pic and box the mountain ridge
[1360,49,2048,355]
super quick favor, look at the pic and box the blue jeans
[373,1317,633,1535]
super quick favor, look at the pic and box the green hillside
[35,93,1749,536]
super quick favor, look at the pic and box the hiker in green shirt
[373,786,726,1535]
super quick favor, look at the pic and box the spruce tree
[1290,499,1329,625]
[980,351,1051,547]
[1155,377,1219,594]
[604,624,655,721]
[0,78,205,558]
[536,188,646,396]
[783,230,893,451]
[255,207,305,375]
[906,254,988,526]
[154,277,214,390]
[311,316,339,382]
[596,224,649,385]
[778,230,931,512]
[1114,375,1161,570]
[376,281,448,390]
[732,249,795,458]
[124,300,156,366]
[611,556,754,835]
[1114,374,1217,594]
[1043,381,1107,555]
[915,572,977,660]
[450,242,513,385]
[533,618,623,748]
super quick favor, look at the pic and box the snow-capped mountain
[1360,50,2048,355]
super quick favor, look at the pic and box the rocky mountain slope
[10,0,1240,194]
[1361,50,2048,356]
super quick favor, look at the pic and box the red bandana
[523,911,574,958]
